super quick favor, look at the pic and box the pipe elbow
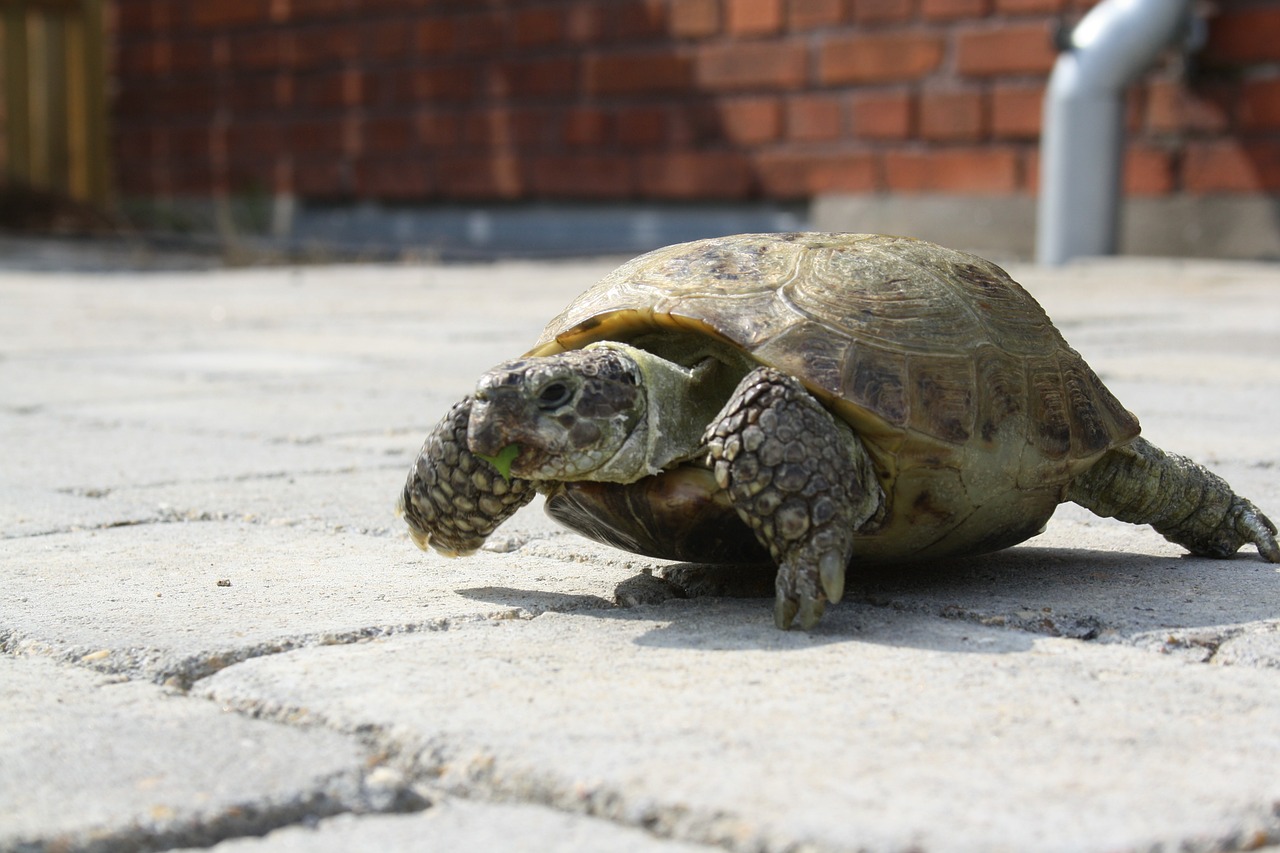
[1060,0,1193,92]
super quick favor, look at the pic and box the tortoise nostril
[536,381,573,411]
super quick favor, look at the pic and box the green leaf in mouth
[475,443,520,482]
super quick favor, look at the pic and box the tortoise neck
[582,341,742,483]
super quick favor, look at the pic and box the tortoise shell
[528,233,1140,562]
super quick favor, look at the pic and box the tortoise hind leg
[1067,437,1279,562]
[704,367,886,630]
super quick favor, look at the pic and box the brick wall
[111,0,1280,205]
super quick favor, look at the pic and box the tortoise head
[468,346,647,481]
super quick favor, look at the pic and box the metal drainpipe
[1035,0,1195,266]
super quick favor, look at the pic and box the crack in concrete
[190,692,754,853]
[2,494,405,541]
[4,760,432,853]
[188,683,1280,853]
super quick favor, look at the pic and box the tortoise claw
[819,549,846,604]
[1235,500,1279,563]
[797,594,826,630]
[774,595,799,630]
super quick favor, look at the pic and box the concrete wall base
[118,194,1280,263]
[813,193,1280,263]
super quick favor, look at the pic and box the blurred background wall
[4,0,1279,258]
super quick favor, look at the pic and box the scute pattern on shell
[531,233,1140,482]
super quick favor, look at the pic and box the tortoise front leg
[399,396,537,557]
[1067,437,1279,563]
[705,368,886,629]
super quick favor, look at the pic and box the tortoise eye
[536,381,573,410]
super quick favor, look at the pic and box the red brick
[991,82,1043,138]
[605,0,669,40]
[513,7,563,47]
[191,0,266,29]
[463,108,550,149]
[564,3,603,42]
[852,0,914,24]
[457,12,506,55]
[226,121,286,158]
[226,77,282,113]
[754,151,877,196]
[810,153,879,193]
[562,108,611,146]
[286,0,349,21]
[363,116,414,154]
[407,67,476,103]
[286,118,345,155]
[789,0,845,30]
[1239,78,1280,131]
[163,125,212,162]
[356,158,432,199]
[820,33,944,84]
[1183,140,1280,193]
[994,0,1066,12]
[294,156,347,197]
[149,82,217,117]
[727,0,785,35]
[1143,78,1232,134]
[117,42,166,78]
[228,31,286,71]
[716,97,784,144]
[637,150,753,198]
[586,51,693,95]
[851,90,914,139]
[697,42,808,91]
[615,107,668,147]
[530,154,636,197]
[1203,8,1280,67]
[920,0,989,19]
[438,153,525,199]
[884,147,1020,193]
[365,20,412,61]
[667,104,720,147]
[671,0,721,37]
[296,69,364,109]
[1024,147,1039,194]
[414,112,459,148]
[488,58,579,98]
[882,151,927,192]
[293,26,359,68]
[956,22,1058,77]
[786,94,843,141]
[415,18,457,54]
[116,1,159,34]
[170,160,218,194]
[1123,144,1173,196]
[919,88,986,141]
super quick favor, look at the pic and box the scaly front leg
[705,368,886,630]
[400,397,537,557]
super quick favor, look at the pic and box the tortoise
[399,233,1279,629]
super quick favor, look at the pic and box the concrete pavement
[2,247,1279,852]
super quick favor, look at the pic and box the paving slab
[181,799,718,853]
[0,655,390,852]
[3,253,1280,852]
[2,512,639,685]
[198,606,1280,853]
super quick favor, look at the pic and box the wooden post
[2,0,108,206]
[3,3,31,182]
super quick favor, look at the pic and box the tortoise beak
[466,395,511,459]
